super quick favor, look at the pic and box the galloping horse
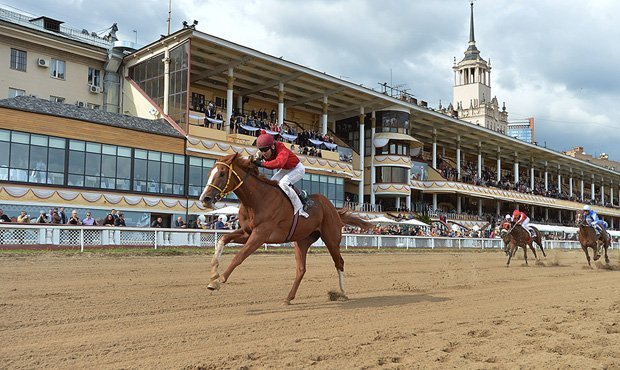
[199,153,372,304]
[576,212,610,266]
[501,223,545,266]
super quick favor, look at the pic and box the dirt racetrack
[1,248,620,369]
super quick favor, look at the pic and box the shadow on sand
[246,293,449,316]
[338,293,450,310]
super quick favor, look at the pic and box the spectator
[36,210,48,224]
[215,215,227,230]
[102,214,115,226]
[82,212,97,226]
[50,210,62,224]
[151,217,164,228]
[109,209,118,220]
[174,216,186,228]
[67,210,81,225]
[58,207,67,224]
[0,209,11,223]
[17,211,30,223]
[114,213,126,227]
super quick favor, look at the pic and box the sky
[3,0,620,161]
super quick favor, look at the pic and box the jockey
[254,132,309,218]
[582,205,608,235]
[512,209,533,236]
[501,214,512,230]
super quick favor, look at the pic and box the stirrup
[299,190,308,204]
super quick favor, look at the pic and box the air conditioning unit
[89,85,101,93]
[76,101,86,108]
[37,58,49,68]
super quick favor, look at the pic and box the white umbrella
[401,218,429,227]
[205,205,240,215]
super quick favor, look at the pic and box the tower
[452,1,507,133]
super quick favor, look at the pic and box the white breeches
[271,162,305,213]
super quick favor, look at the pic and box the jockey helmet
[512,209,520,217]
[583,204,591,211]
[505,214,511,220]
[256,133,275,149]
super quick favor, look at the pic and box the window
[8,88,25,98]
[88,67,101,87]
[86,103,100,110]
[10,49,27,71]
[0,129,66,184]
[135,149,185,195]
[49,96,65,103]
[68,140,132,190]
[50,59,65,79]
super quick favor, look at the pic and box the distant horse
[501,223,545,266]
[576,212,610,267]
[199,153,372,304]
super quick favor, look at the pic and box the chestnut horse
[576,212,610,267]
[199,153,372,304]
[501,223,545,266]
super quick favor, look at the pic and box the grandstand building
[0,4,619,229]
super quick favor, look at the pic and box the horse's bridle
[207,161,248,201]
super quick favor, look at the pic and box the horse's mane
[229,154,280,187]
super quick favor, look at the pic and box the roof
[0,96,184,138]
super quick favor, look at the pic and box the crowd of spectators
[0,207,129,227]
[435,157,616,209]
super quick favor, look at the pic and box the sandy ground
[1,248,620,369]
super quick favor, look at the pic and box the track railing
[0,225,617,252]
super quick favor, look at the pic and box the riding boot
[290,185,308,205]
[280,183,309,218]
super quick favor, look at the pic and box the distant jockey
[501,214,512,230]
[582,205,608,236]
[254,132,309,218]
[512,209,533,236]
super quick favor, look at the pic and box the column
[496,148,501,183]
[544,161,548,191]
[513,153,519,184]
[580,172,584,201]
[456,136,461,180]
[557,165,561,193]
[226,67,234,134]
[369,112,376,206]
[162,48,170,115]
[321,96,328,135]
[358,107,365,205]
[496,201,500,216]
[432,193,438,211]
[545,208,549,222]
[478,199,483,217]
[559,210,562,223]
[591,175,595,201]
[406,195,411,211]
[457,195,462,213]
[277,82,284,126]
[611,181,614,207]
[432,130,437,169]
[530,160,535,190]
[477,144,482,179]
[601,177,605,205]
[569,169,573,197]
[395,197,401,209]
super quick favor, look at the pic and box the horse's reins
[207,161,251,201]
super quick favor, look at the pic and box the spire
[462,1,481,61]
[469,1,475,45]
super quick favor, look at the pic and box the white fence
[0,224,618,252]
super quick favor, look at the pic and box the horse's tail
[338,209,372,230]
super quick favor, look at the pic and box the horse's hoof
[282,299,291,306]
[593,255,601,261]
[207,278,222,291]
